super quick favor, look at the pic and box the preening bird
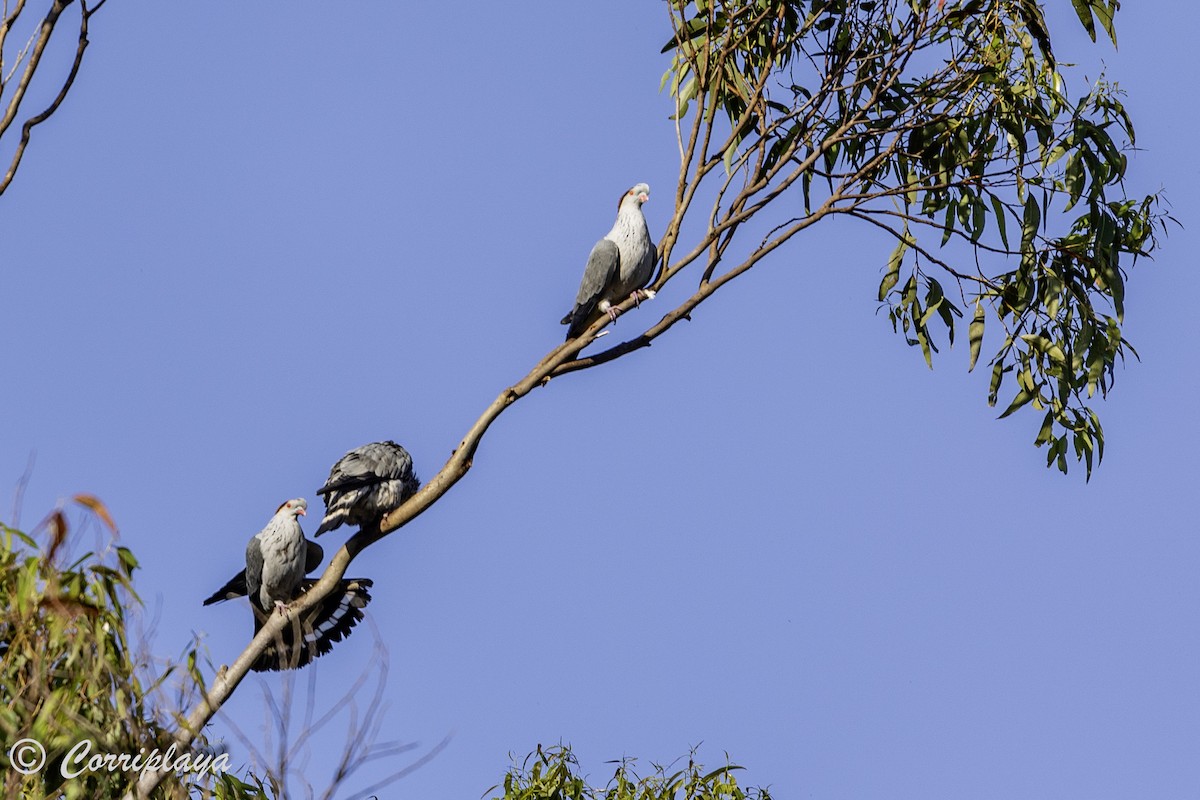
[203,498,374,672]
[315,441,420,537]
[561,182,657,341]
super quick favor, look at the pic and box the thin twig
[1,0,94,196]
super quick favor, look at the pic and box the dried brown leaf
[74,493,119,535]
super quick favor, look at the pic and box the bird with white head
[203,497,374,672]
[561,182,657,341]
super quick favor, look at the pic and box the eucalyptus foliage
[0,502,266,800]
[661,0,1169,476]
[491,745,771,800]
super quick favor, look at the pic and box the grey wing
[638,241,660,290]
[317,454,354,498]
[202,568,247,606]
[316,442,414,536]
[362,441,414,481]
[562,238,620,339]
[304,538,324,574]
[318,442,410,496]
[245,536,265,610]
[202,570,248,605]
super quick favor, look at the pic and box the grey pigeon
[315,441,420,537]
[561,183,657,341]
[204,498,374,672]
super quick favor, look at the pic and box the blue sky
[1,2,1197,798]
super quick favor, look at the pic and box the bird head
[620,183,650,210]
[276,497,307,517]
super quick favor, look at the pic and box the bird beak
[298,508,307,516]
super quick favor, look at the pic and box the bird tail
[250,579,374,672]
[312,513,342,537]
[561,308,592,341]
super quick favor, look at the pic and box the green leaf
[1062,151,1085,210]
[1070,0,1097,41]
[989,194,1009,250]
[1093,1,1118,46]
[917,329,933,368]
[116,546,139,575]
[970,196,986,243]
[936,298,957,345]
[1017,365,1037,393]
[1034,410,1055,445]
[660,16,712,54]
[724,138,739,175]
[1089,409,1106,461]
[679,76,698,105]
[1104,268,1125,324]
[988,361,1005,406]
[941,201,956,246]
[764,125,801,174]
[878,234,907,301]
[1021,194,1040,248]
[920,294,942,329]
[998,387,1035,419]
[968,301,986,371]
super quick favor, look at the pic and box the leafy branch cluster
[661,0,1171,476]
[0,500,191,799]
[492,745,771,800]
[0,504,419,800]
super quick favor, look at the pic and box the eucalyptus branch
[0,0,67,138]
[0,0,31,88]
[133,110,862,800]
[842,207,1001,290]
[559,192,846,376]
[129,271,694,797]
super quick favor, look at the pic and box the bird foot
[631,289,656,307]
[273,600,289,618]
[606,307,621,324]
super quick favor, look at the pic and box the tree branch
[0,0,100,197]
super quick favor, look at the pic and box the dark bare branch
[0,0,104,197]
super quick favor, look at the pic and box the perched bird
[315,441,420,537]
[204,498,374,672]
[561,183,657,341]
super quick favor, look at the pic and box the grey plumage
[561,183,657,341]
[202,536,324,605]
[204,498,374,672]
[315,441,420,537]
[245,498,308,614]
[314,438,422,537]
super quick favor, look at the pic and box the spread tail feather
[250,579,374,672]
